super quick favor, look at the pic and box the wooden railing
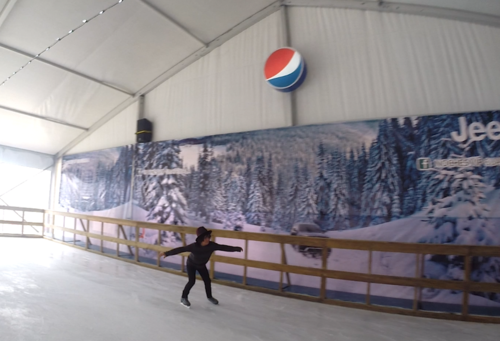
[9,209,500,323]
[0,206,45,236]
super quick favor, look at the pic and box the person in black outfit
[161,226,242,307]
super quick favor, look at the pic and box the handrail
[14,209,500,323]
[0,206,45,236]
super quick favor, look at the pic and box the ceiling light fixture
[0,0,126,87]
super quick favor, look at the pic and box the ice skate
[180,298,191,308]
[207,297,219,305]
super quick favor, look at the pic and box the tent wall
[67,101,138,155]
[66,6,500,150]
[289,7,500,125]
[144,11,290,142]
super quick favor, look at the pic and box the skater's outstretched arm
[162,244,194,258]
[214,243,243,252]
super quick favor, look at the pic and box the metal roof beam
[138,0,207,47]
[56,1,283,158]
[0,0,18,29]
[0,43,134,96]
[0,105,88,131]
[283,1,500,28]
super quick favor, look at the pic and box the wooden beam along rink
[46,223,500,293]
[42,233,500,324]
[0,220,44,226]
[45,210,500,257]
[0,205,45,213]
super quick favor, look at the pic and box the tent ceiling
[0,0,498,155]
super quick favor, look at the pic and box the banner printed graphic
[58,146,134,248]
[60,111,500,312]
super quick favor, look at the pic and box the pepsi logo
[264,48,307,92]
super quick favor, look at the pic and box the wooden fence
[2,207,500,323]
[0,206,45,237]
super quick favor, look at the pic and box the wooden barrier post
[320,246,329,300]
[462,253,472,317]
[181,233,186,273]
[116,224,120,257]
[281,243,291,288]
[157,229,161,267]
[21,210,25,236]
[243,239,248,285]
[135,226,139,263]
[210,236,216,279]
[413,253,421,311]
[62,216,66,242]
[51,213,55,239]
[366,250,372,305]
[100,222,104,253]
[85,219,89,250]
[41,211,45,237]
[73,218,77,245]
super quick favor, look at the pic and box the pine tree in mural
[243,157,252,220]
[265,155,275,226]
[186,165,198,212]
[419,155,500,301]
[398,117,418,216]
[329,149,349,230]
[315,142,330,229]
[298,166,317,223]
[136,142,159,211]
[272,172,287,231]
[246,166,265,226]
[416,115,461,211]
[195,142,213,222]
[284,162,301,231]
[357,144,368,195]
[146,141,187,225]
[209,159,227,224]
[361,120,402,226]
[227,173,246,229]
[346,149,359,228]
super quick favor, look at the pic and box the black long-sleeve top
[164,242,240,266]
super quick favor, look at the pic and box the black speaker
[136,118,152,143]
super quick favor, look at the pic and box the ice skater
[161,226,243,307]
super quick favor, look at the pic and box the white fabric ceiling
[0,0,498,155]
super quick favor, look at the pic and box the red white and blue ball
[264,48,307,92]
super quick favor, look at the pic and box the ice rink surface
[1,237,499,341]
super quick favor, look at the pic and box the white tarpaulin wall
[289,7,500,125]
[144,11,290,143]
[134,6,500,145]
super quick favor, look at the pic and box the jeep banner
[61,110,500,314]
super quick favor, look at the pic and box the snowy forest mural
[60,110,500,312]
[59,146,134,212]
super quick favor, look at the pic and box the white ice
[1,237,500,341]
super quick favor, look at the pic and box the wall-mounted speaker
[136,118,152,143]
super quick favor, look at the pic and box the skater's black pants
[182,262,212,299]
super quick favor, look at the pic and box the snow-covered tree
[195,142,213,221]
[146,141,187,225]
[226,173,246,229]
[272,172,287,230]
[315,143,331,229]
[284,162,301,231]
[419,160,500,302]
[265,155,275,226]
[246,167,265,226]
[329,150,349,230]
[297,166,317,223]
[361,120,402,226]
